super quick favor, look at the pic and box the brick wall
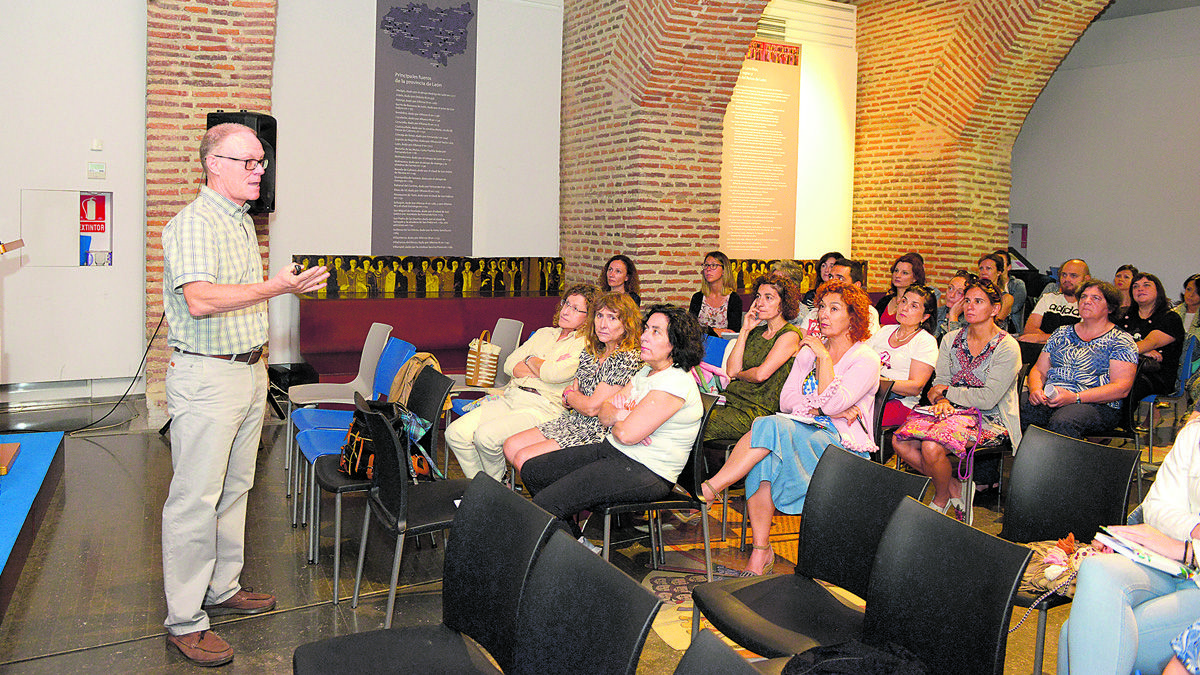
[851,0,1109,291]
[144,0,277,418]
[559,0,770,304]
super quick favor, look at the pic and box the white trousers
[445,388,561,480]
[162,352,267,635]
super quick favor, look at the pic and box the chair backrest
[510,530,662,675]
[1174,335,1199,397]
[351,322,393,390]
[490,318,524,388]
[371,337,416,399]
[864,498,1032,675]
[871,378,894,449]
[673,629,758,675]
[672,393,720,500]
[702,334,730,368]
[795,446,931,599]
[358,392,410,533]
[1000,424,1140,544]
[405,366,455,459]
[442,475,558,672]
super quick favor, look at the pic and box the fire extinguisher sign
[80,194,106,233]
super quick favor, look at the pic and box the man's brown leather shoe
[167,630,233,667]
[202,588,277,616]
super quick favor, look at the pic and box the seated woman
[503,292,643,472]
[867,284,938,427]
[445,284,596,481]
[1174,273,1200,345]
[874,252,926,327]
[1120,272,1186,402]
[1114,264,1139,319]
[936,270,971,340]
[891,278,1022,522]
[977,253,1015,329]
[800,251,844,309]
[520,305,705,533]
[1020,280,1138,439]
[1057,419,1200,675]
[599,254,641,305]
[703,272,802,441]
[689,250,743,336]
[996,249,1028,333]
[699,280,880,576]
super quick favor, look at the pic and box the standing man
[161,123,328,666]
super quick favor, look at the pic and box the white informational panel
[0,3,147,390]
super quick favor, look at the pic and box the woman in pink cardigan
[700,280,880,576]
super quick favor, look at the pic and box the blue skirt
[746,415,849,514]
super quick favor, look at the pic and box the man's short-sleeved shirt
[162,186,267,354]
[1032,292,1081,334]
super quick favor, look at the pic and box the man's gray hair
[199,123,255,179]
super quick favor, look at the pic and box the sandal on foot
[700,480,717,504]
[739,544,775,577]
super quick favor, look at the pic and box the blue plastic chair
[290,337,415,527]
[701,334,731,368]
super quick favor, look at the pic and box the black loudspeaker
[206,110,276,214]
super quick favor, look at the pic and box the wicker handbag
[465,330,501,387]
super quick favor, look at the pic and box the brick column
[560,0,769,304]
[144,1,277,420]
[852,0,1109,290]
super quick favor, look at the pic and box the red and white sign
[80,194,106,233]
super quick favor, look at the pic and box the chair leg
[602,513,612,561]
[648,512,661,570]
[332,493,342,605]
[308,476,319,564]
[351,509,371,608]
[384,535,407,630]
[291,451,303,528]
[691,605,701,637]
[285,400,293,476]
[1032,606,1048,675]
[701,506,713,582]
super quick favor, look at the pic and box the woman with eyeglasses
[1120,272,1186,402]
[1020,280,1138,439]
[689,250,743,337]
[703,272,802,442]
[867,284,938,427]
[874,252,926,327]
[891,278,1022,523]
[445,283,597,482]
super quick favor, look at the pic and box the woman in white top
[520,305,705,532]
[867,284,938,427]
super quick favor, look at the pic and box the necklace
[890,325,920,347]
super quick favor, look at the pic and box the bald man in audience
[1020,258,1090,344]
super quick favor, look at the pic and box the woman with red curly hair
[699,280,880,576]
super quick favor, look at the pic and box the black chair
[509,530,662,675]
[1086,360,1147,499]
[600,393,719,580]
[999,425,1140,674]
[673,629,758,675]
[350,396,470,629]
[311,366,456,603]
[292,475,558,674]
[689,446,930,657]
[869,378,894,463]
[862,497,1033,675]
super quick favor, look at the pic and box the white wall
[0,3,147,396]
[270,0,563,362]
[1010,7,1200,294]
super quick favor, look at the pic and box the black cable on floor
[67,312,165,436]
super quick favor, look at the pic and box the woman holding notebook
[1058,419,1200,674]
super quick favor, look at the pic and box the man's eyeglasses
[212,155,269,171]
[701,263,724,270]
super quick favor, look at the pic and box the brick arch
[852,0,1111,290]
[560,0,769,303]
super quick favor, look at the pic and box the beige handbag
[465,330,502,387]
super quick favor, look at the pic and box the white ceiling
[1098,0,1200,20]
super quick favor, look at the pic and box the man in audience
[1020,258,1090,344]
[799,258,881,335]
[160,123,328,666]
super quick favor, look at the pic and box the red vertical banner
[80,194,106,233]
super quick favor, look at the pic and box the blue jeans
[1058,554,1200,674]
